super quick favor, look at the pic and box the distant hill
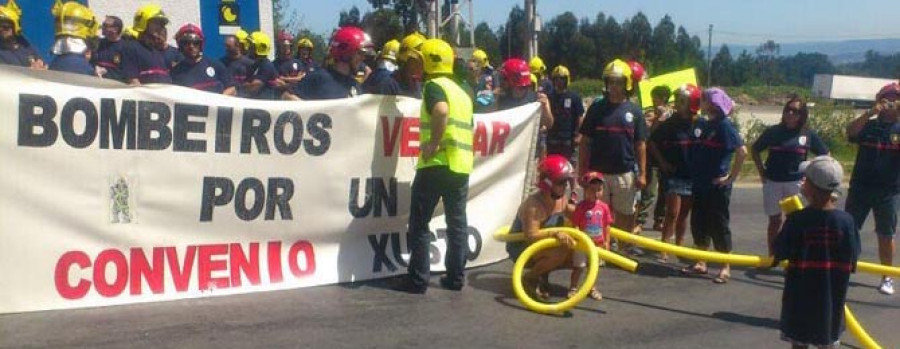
[726,38,900,64]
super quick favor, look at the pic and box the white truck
[812,74,897,106]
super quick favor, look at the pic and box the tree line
[272,1,900,88]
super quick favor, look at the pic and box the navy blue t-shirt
[171,56,235,94]
[848,118,900,192]
[274,57,303,78]
[164,45,183,69]
[753,125,829,182]
[650,114,694,180]
[120,40,171,84]
[291,67,360,100]
[0,41,40,67]
[246,58,279,100]
[579,99,648,174]
[537,78,554,95]
[297,57,318,73]
[398,76,423,99]
[221,55,254,97]
[773,208,859,346]
[49,53,95,76]
[91,38,124,81]
[497,90,537,111]
[547,90,584,143]
[689,117,743,192]
[362,67,401,95]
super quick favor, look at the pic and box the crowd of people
[3,2,900,347]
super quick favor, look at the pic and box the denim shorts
[845,183,900,237]
[666,177,693,196]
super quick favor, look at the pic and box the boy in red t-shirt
[568,171,613,300]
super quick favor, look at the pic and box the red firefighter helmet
[537,155,574,192]
[627,60,646,82]
[276,29,293,44]
[675,83,702,114]
[175,23,204,50]
[501,58,532,88]
[329,26,374,62]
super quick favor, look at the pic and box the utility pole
[525,0,534,59]
[707,24,713,87]
[469,0,474,47]
[427,0,437,38]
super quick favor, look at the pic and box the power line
[687,27,900,41]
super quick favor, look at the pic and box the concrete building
[19,0,273,61]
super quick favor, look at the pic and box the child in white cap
[772,156,860,348]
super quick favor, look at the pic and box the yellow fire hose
[493,195,892,347]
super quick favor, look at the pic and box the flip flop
[680,265,708,275]
[713,274,730,284]
[588,288,603,301]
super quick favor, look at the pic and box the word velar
[55,240,315,300]
[16,94,331,155]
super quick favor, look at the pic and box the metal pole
[525,0,534,59]
[436,0,442,39]
[707,24,713,87]
[452,2,460,46]
[427,0,437,38]
[469,0,475,47]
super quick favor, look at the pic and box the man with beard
[0,0,44,69]
[120,4,171,85]
[92,16,125,80]
[220,30,254,97]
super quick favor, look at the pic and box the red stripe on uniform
[594,126,634,134]
[860,142,900,151]
[791,261,852,272]
[769,146,808,154]
[139,68,169,76]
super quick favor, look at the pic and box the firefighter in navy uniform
[220,29,254,97]
[92,16,125,80]
[295,37,317,73]
[0,0,45,68]
[283,26,371,100]
[170,23,235,95]
[243,31,279,100]
[546,65,585,166]
[273,30,303,90]
[361,39,401,95]
[48,1,98,76]
[394,32,426,98]
[120,4,171,85]
[397,39,474,294]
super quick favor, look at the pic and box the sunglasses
[179,39,202,47]
[0,23,12,30]
[784,108,802,115]
[552,179,569,186]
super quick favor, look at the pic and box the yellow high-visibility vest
[418,77,474,174]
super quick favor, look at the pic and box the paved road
[2,188,898,348]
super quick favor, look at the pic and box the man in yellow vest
[398,39,474,294]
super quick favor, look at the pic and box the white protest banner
[0,66,539,313]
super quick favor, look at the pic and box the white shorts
[763,180,801,216]
[602,171,639,216]
[573,250,589,268]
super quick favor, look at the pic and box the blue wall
[200,0,260,60]
[20,0,88,62]
[17,0,261,62]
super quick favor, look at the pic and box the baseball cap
[799,155,843,195]
[579,171,605,187]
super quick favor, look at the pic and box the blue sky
[287,0,900,46]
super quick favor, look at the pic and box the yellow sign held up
[638,68,699,109]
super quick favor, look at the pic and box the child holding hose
[772,156,860,348]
